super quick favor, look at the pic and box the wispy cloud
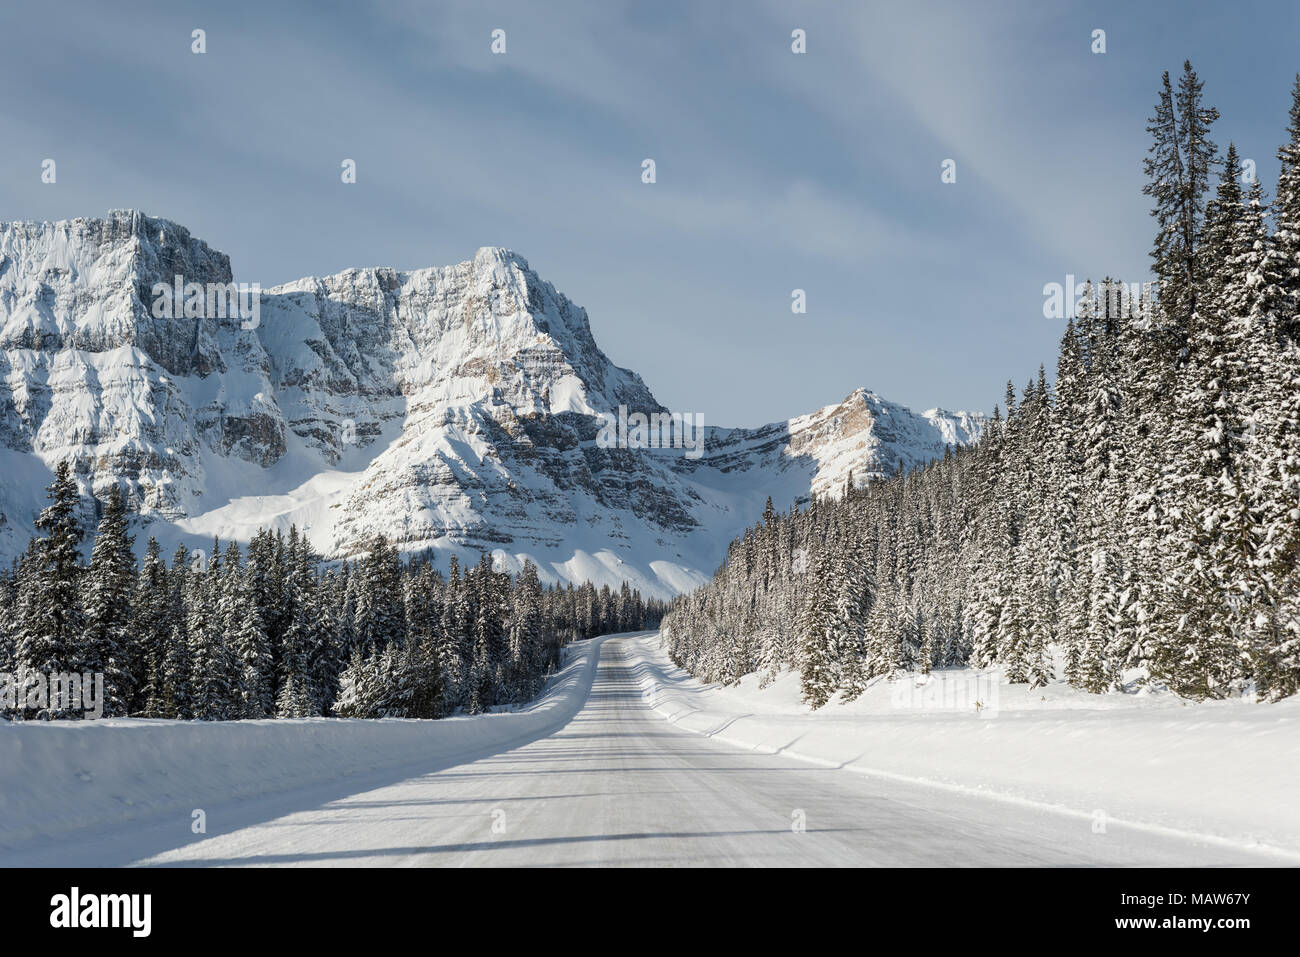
[0,0,1294,425]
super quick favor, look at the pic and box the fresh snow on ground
[625,633,1300,859]
[2,633,1277,868]
[0,636,608,851]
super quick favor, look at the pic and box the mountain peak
[472,245,528,270]
[0,211,985,597]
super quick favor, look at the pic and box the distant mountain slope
[0,211,984,596]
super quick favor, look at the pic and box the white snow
[0,212,985,598]
[626,633,1300,859]
[2,633,1275,867]
[0,635,608,850]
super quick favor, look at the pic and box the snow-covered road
[10,636,1277,867]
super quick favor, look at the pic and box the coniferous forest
[0,464,663,720]
[663,65,1300,706]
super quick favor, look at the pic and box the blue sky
[2,0,1298,425]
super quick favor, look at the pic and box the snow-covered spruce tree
[130,537,170,715]
[308,572,343,714]
[1228,179,1297,699]
[245,529,289,684]
[15,462,86,716]
[835,540,873,700]
[1023,367,1059,689]
[1246,76,1300,700]
[508,560,544,700]
[333,561,358,661]
[3,543,36,716]
[233,598,273,719]
[275,674,318,719]
[386,636,443,719]
[0,557,18,679]
[82,485,136,715]
[156,623,191,719]
[1272,74,1300,342]
[1081,300,1136,689]
[397,562,444,715]
[997,381,1034,684]
[437,555,470,712]
[1052,321,1089,684]
[221,542,273,719]
[467,554,508,713]
[333,646,381,718]
[1159,158,1260,698]
[277,533,323,717]
[870,513,906,677]
[354,534,405,655]
[797,550,838,709]
[188,542,241,720]
[1248,336,1300,700]
[1121,66,1220,689]
[1076,292,1129,692]
[1144,62,1220,343]
[968,406,1007,668]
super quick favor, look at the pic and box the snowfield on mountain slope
[631,633,1300,859]
[0,212,985,599]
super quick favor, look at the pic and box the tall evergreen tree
[15,462,86,715]
[82,485,135,715]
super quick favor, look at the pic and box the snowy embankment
[626,633,1300,859]
[0,635,617,851]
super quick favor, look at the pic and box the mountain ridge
[0,211,985,596]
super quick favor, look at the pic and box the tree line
[1,464,663,719]
[662,65,1300,706]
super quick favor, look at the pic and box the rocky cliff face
[0,211,983,596]
[0,211,282,521]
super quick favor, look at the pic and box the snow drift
[0,634,627,851]
[624,633,1300,859]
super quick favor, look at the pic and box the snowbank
[624,633,1300,859]
[0,634,614,850]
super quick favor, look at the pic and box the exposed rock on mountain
[0,211,983,596]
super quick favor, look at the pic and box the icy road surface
[14,638,1279,867]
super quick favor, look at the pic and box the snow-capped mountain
[0,211,984,597]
